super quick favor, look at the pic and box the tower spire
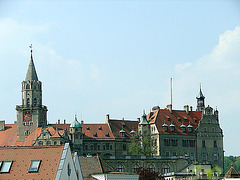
[25,44,38,81]
[196,84,205,112]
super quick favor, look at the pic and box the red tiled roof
[82,124,115,141]
[225,166,240,178]
[108,119,138,138]
[0,145,64,179]
[147,109,202,135]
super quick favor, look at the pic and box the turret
[16,45,48,141]
[196,85,205,112]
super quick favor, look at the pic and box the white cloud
[173,25,240,155]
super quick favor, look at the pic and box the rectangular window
[165,152,169,156]
[213,153,218,161]
[85,145,88,150]
[123,144,127,151]
[202,140,206,148]
[106,143,109,150]
[172,152,177,156]
[189,140,195,147]
[103,145,105,150]
[171,139,178,146]
[97,145,100,150]
[93,143,97,150]
[202,153,206,161]
[0,161,13,173]
[164,139,170,146]
[182,140,188,147]
[190,153,194,161]
[29,160,41,173]
[214,141,217,148]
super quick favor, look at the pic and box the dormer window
[162,122,168,132]
[180,122,186,132]
[187,122,193,133]
[29,160,41,173]
[177,117,181,121]
[98,127,102,130]
[130,129,136,136]
[165,115,170,121]
[86,127,90,130]
[119,129,126,137]
[170,123,175,132]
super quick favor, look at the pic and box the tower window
[27,98,30,105]
[202,140,206,148]
[214,141,217,148]
[33,98,37,105]
[26,84,30,89]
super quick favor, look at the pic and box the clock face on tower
[24,111,32,122]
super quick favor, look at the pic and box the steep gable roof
[108,119,138,138]
[147,109,202,135]
[225,165,240,178]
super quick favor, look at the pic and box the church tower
[196,85,205,112]
[16,47,48,141]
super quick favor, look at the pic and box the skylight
[0,161,13,173]
[29,160,41,173]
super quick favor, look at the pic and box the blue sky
[0,0,240,155]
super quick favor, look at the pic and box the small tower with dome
[69,115,83,155]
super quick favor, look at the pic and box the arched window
[116,164,124,172]
[162,164,170,174]
[33,98,37,105]
[38,141,43,146]
[147,164,155,172]
[46,141,51,145]
[54,141,57,145]
[26,84,30,89]
[27,98,30,105]
[132,164,139,173]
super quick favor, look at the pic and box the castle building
[0,49,224,176]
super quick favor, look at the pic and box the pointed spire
[197,83,205,99]
[25,44,38,81]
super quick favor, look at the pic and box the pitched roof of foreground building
[224,165,240,178]
[0,145,64,179]
[147,108,202,135]
[79,156,115,180]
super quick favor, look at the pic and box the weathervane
[29,44,33,53]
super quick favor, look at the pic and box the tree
[136,167,160,180]
[128,132,158,156]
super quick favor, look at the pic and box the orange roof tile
[82,124,115,141]
[147,109,202,135]
[0,145,64,179]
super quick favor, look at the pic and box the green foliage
[224,156,240,174]
[128,133,157,156]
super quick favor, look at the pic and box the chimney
[152,106,160,113]
[0,121,5,131]
[137,118,140,123]
[184,105,189,114]
[64,119,66,124]
[167,104,172,114]
[106,114,110,124]
[190,106,193,111]
[58,119,60,124]
[81,120,84,124]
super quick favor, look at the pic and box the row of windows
[24,98,38,106]
[0,160,41,174]
[84,143,113,150]
[202,140,217,148]
[164,152,195,160]
[38,141,63,146]
[202,153,219,161]
[163,139,195,147]
[116,164,170,174]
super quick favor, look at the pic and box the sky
[0,0,240,156]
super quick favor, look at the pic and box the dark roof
[225,166,240,178]
[79,156,115,179]
[25,52,38,81]
[147,109,202,135]
[108,119,138,138]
